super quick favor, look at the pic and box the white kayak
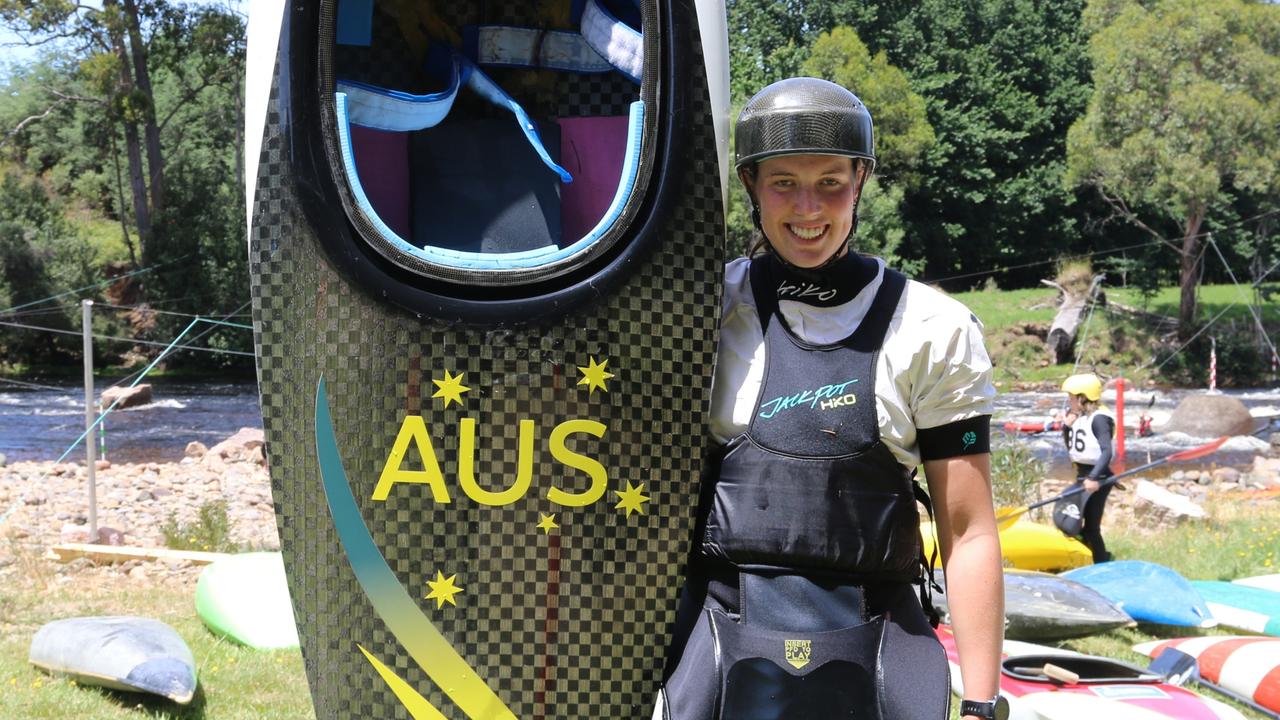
[938,627,1245,720]
[1234,573,1280,593]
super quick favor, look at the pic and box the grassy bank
[0,544,314,720]
[4,494,1277,718]
[954,283,1280,389]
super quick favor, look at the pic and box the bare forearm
[944,530,1004,705]
[925,454,1005,716]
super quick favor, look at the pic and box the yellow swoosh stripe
[358,644,450,720]
[316,379,516,719]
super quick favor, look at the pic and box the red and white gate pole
[1208,336,1218,393]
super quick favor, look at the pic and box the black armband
[918,415,991,460]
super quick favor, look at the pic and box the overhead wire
[100,300,254,391]
[0,318,255,356]
[0,376,65,391]
[0,258,185,316]
[92,300,252,320]
[927,207,1280,285]
[1205,234,1279,360]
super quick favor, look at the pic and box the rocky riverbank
[2,426,1277,578]
[0,429,277,576]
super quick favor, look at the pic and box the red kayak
[1135,636,1280,716]
[936,625,1245,719]
[1003,419,1063,434]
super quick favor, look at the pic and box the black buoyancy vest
[701,260,922,582]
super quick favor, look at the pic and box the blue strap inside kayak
[337,48,572,182]
[335,93,645,270]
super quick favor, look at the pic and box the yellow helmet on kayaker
[1062,373,1103,402]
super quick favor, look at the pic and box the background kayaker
[1058,373,1116,563]
[658,77,1007,720]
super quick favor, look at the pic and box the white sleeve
[906,303,996,430]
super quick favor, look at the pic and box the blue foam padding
[336,0,373,47]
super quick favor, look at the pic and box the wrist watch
[960,696,1010,720]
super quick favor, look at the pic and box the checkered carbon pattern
[250,11,723,720]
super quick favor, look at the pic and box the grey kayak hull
[28,615,197,703]
[934,568,1134,640]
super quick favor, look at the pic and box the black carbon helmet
[735,77,875,170]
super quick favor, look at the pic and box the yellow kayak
[920,518,1092,572]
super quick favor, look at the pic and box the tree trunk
[1043,276,1102,364]
[104,0,151,264]
[121,0,165,217]
[1177,209,1205,341]
[109,132,139,268]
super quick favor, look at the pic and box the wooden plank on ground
[46,543,231,565]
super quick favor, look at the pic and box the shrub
[160,499,242,553]
[990,437,1047,509]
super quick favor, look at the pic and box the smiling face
[744,154,866,268]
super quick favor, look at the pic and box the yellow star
[614,481,650,517]
[431,370,470,408]
[536,513,559,534]
[424,570,463,609]
[576,356,615,395]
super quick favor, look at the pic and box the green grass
[0,543,314,719]
[1110,284,1280,327]
[953,286,1062,330]
[950,282,1280,388]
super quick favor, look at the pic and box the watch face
[962,697,1010,720]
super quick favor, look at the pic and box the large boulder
[208,427,265,462]
[1163,394,1255,437]
[100,383,152,409]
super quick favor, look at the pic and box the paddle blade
[1168,435,1228,462]
[994,506,1026,532]
[1149,647,1199,687]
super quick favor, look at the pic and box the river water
[994,386,1280,477]
[0,379,262,464]
[2,379,1277,474]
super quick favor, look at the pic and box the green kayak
[195,552,299,649]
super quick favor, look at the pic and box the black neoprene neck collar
[763,251,880,308]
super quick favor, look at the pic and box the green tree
[800,27,935,189]
[0,173,90,364]
[843,0,1094,286]
[1066,0,1280,339]
[0,2,249,369]
[798,27,934,273]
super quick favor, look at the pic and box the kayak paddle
[995,434,1230,531]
